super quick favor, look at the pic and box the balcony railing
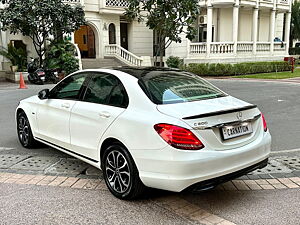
[105,0,129,8]
[189,41,287,56]
[62,0,83,4]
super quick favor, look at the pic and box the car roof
[108,66,183,79]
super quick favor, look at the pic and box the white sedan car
[16,67,271,199]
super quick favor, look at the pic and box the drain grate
[275,157,300,170]
[249,159,293,175]
[10,156,60,171]
[45,158,89,175]
[0,154,30,169]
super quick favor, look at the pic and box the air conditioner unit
[198,15,207,24]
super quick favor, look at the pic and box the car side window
[83,73,128,108]
[49,73,86,100]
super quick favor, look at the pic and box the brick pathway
[1,172,299,225]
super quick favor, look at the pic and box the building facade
[0,0,292,71]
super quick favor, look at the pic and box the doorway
[74,25,96,58]
[120,23,128,50]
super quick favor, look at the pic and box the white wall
[258,11,270,41]
[275,13,284,41]
[128,20,153,57]
[238,9,252,41]
[219,8,233,41]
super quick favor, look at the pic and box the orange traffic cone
[19,72,27,89]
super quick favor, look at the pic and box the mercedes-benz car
[16,67,271,199]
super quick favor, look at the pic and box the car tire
[102,144,145,200]
[17,111,38,148]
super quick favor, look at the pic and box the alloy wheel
[18,116,29,146]
[105,150,131,194]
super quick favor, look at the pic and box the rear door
[36,73,88,149]
[70,72,128,161]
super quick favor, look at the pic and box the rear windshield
[139,72,227,105]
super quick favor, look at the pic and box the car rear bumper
[132,132,271,192]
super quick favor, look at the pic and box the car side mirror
[38,89,50,100]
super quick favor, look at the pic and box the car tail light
[154,124,204,150]
[261,113,268,132]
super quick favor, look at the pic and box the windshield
[139,71,227,105]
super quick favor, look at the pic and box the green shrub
[45,39,79,75]
[166,56,184,68]
[184,61,290,76]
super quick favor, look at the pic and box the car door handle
[99,112,111,118]
[61,103,70,109]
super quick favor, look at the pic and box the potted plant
[0,43,28,82]
[0,43,27,71]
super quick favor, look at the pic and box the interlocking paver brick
[190,209,211,221]
[36,176,57,185]
[14,175,35,184]
[290,177,300,184]
[59,177,79,187]
[174,203,199,216]
[217,220,237,225]
[266,179,280,185]
[3,178,18,183]
[277,178,293,184]
[232,180,250,190]
[272,184,287,189]
[95,181,108,191]
[283,182,299,188]
[222,181,237,191]
[243,180,262,190]
[71,179,89,189]
[254,179,268,185]
[48,176,68,186]
[260,184,275,190]
[166,198,190,211]
[205,214,225,224]
[26,175,46,185]
[83,179,101,189]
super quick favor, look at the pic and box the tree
[125,0,199,67]
[291,1,300,47]
[0,0,85,67]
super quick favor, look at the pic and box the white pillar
[232,5,239,55]
[252,8,259,54]
[207,6,213,56]
[269,9,276,55]
[285,12,291,54]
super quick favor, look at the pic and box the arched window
[109,23,116,44]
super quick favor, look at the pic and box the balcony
[189,42,287,59]
[100,0,129,14]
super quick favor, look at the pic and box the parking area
[0,79,299,225]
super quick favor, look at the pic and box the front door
[36,73,87,149]
[120,23,128,50]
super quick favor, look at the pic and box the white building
[0,0,292,72]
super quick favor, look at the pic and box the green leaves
[0,43,28,71]
[0,0,85,66]
[125,0,199,66]
[291,2,300,44]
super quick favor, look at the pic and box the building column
[232,5,239,55]
[285,11,291,54]
[252,7,259,54]
[269,9,276,55]
[207,6,213,56]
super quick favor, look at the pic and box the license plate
[221,123,253,140]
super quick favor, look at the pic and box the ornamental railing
[105,0,129,8]
[105,44,143,66]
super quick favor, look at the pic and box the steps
[82,57,127,69]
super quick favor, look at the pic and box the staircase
[81,57,127,69]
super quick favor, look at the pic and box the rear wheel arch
[100,138,128,165]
